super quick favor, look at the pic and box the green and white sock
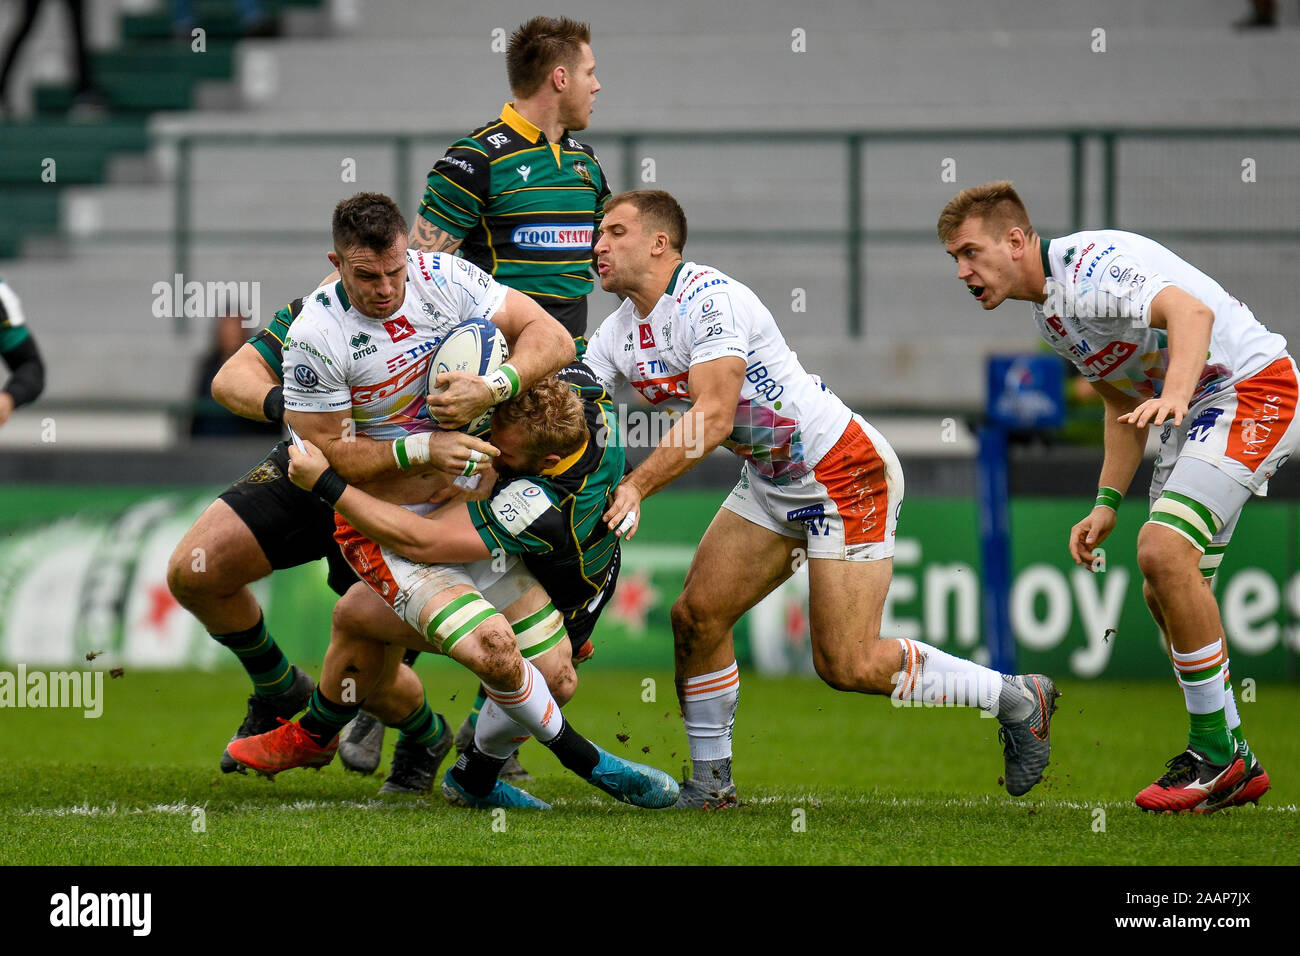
[1172,640,1234,764]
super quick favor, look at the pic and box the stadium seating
[1,0,1297,421]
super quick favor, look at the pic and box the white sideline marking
[11,796,1297,816]
[12,798,395,817]
[748,794,1300,813]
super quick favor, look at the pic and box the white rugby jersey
[584,261,852,485]
[282,250,508,440]
[1034,231,1287,403]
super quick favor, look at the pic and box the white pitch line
[10,796,1297,816]
[748,794,1300,813]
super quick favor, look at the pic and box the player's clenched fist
[287,439,330,489]
[603,479,643,540]
[1068,507,1117,570]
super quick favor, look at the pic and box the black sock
[450,744,508,798]
[540,718,600,777]
[213,614,295,697]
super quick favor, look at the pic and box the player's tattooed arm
[409,217,464,255]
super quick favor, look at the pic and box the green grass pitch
[2,665,1296,866]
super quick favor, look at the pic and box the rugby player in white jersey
[587,190,1060,808]
[227,192,677,808]
[939,181,1294,812]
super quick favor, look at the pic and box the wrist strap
[483,363,521,403]
[262,385,285,423]
[393,434,430,470]
[1095,486,1122,512]
[312,467,347,506]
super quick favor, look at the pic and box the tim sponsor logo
[50,886,151,936]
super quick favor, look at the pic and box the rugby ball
[426,318,509,436]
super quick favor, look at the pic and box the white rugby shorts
[722,413,903,561]
[1149,354,1298,553]
[333,510,541,653]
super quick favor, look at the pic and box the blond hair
[494,376,587,460]
[937,181,1035,243]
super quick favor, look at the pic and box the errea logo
[351,331,377,360]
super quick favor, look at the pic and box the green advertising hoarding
[0,486,1296,680]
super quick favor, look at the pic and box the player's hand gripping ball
[425,318,508,435]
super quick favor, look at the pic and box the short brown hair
[494,375,587,461]
[507,17,591,98]
[332,192,407,254]
[604,189,688,252]
[937,181,1035,243]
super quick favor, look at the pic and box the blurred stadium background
[2,0,1299,688]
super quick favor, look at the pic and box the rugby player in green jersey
[392,14,610,782]
[410,16,608,343]
[233,372,671,810]
[0,276,45,427]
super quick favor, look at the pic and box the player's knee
[468,622,523,687]
[1136,527,1193,587]
[331,594,369,643]
[166,544,208,608]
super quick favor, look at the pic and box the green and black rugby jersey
[0,275,31,353]
[249,296,305,381]
[469,362,623,625]
[418,103,611,305]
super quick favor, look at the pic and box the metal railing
[161,125,1300,336]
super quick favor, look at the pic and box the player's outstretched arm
[1117,286,1214,429]
[285,408,498,484]
[211,342,282,422]
[1068,380,1144,567]
[604,356,744,539]
[287,440,490,563]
